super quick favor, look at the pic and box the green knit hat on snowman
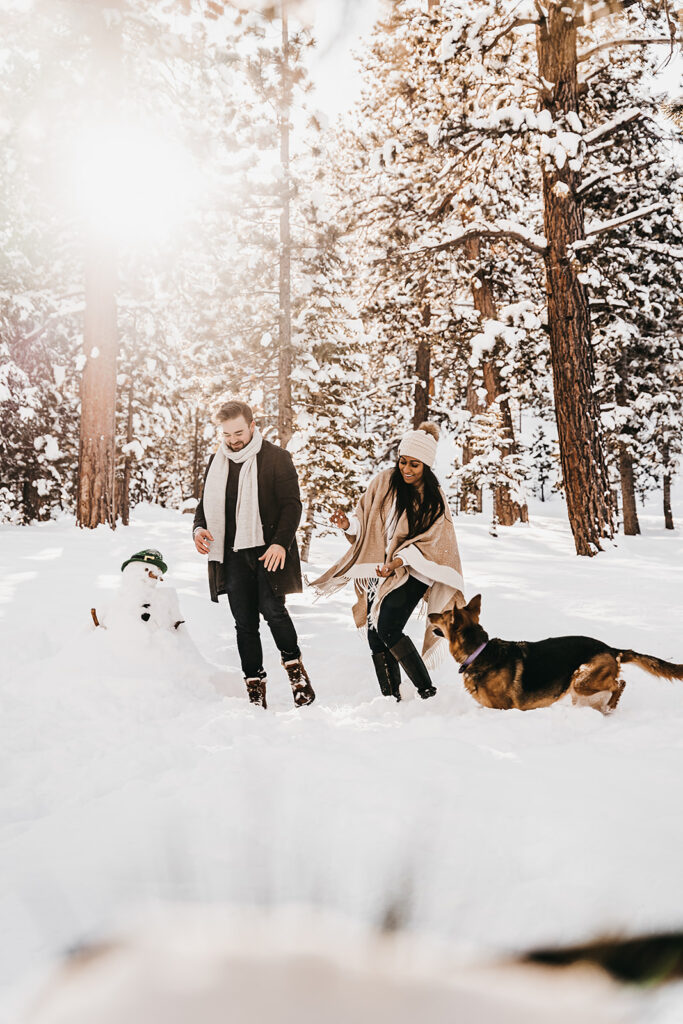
[120,549,168,575]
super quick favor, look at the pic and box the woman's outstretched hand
[330,510,350,531]
[376,557,403,578]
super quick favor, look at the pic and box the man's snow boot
[245,671,267,709]
[282,658,316,707]
[389,636,436,699]
[371,651,401,701]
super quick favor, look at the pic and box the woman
[310,422,464,701]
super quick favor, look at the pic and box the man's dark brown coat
[193,439,303,600]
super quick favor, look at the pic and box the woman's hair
[386,462,445,540]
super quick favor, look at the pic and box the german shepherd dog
[429,595,683,714]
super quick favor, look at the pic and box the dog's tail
[618,650,683,681]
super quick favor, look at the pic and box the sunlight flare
[64,119,199,245]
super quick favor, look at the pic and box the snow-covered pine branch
[481,17,540,54]
[410,221,547,258]
[631,240,683,261]
[583,107,643,145]
[584,201,666,238]
[574,0,640,28]
[578,38,680,62]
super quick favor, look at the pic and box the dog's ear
[428,611,450,638]
[466,594,482,620]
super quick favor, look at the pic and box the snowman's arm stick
[90,608,100,628]
[173,620,185,630]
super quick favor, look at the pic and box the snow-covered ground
[2,494,683,1019]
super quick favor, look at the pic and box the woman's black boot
[371,651,402,701]
[389,636,436,699]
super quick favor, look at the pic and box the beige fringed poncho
[309,469,465,668]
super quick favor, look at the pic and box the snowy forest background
[1,0,681,556]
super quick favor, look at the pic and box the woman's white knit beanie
[398,421,440,468]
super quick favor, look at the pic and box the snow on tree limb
[577,156,660,196]
[584,107,643,144]
[574,0,640,28]
[481,17,540,54]
[410,222,547,258]
[578,38,679,62]
[630,240,683,261]
[583,202,666,239]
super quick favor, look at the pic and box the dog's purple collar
[459,642,488,674]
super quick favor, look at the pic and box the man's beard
[227,431,253,452]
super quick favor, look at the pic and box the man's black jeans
[367,575,428,654]
[224,547,300,678]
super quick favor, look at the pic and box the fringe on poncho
[308,469,465,668]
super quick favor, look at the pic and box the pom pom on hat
[662,97,683,129]
[398,421,440,468]
[416,421,440,441]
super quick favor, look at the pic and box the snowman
[91,549,184,633]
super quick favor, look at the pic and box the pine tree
[331,1,548,525]
[577,44,683,535]
[207,6,372,533]
[0,4,82,522]
[530,425,559,502]
[418,0,680,552]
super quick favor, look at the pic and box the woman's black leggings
[367,576,428,654]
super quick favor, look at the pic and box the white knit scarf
[202,429,264,560]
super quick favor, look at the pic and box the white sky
[308,0,382,119]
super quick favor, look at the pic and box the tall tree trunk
[617,447,639,536]
[192,405,202,499]
[21,473,43,523]
[77,3,122,529]
[300,505,315,562]
[461,367,483,513]
[120,378,134,527]
[614,360,640,536]
[77,240,118,528]
[663,446,674,530]
[465,238,528,525]
[663,475,674,530]
[413,299,431,427]
[277,6,293,448]
[536,5,614,556]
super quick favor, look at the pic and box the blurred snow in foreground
[24,908,632,1024]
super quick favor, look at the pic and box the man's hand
[194,528,214,555]
[259,544,287,572]
[330,510,350,531]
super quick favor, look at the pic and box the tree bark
[536,5,614,555]
[277,6,293,448]
[21,473,43,524]
[663,445,674,530]
[461,367,483,513]
[617,447,639,536]
[76,3,122,529]
[465,238,528,525]
[299,505,315,562]
[614,360,640,536]
[120,378,134,527]
[663,473,674,530]
[192,405,202,499]
[77,240,118,528]
[413,299,431,428]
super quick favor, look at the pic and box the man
[193,399,315,709]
